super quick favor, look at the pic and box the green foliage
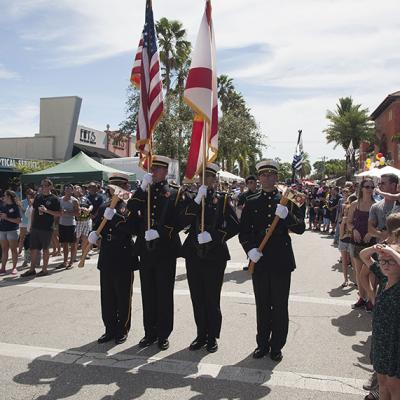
[312,159,346,180]
[119,18,265,179]
[16,160,57,174]
[324,97,375,150]
[274,158,293,182]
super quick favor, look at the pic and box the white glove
[88,231,100,245]
[145,229,160,241]
[194,185,208,205]
[248,248,263,263]
[198,231,212,244]
[275,204,289,219]
[104,207,116,220]
[141,173,153,191]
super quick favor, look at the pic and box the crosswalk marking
[0,280,354,307]
[0,342,364,395]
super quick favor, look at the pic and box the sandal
[364,389,379,399]
[56,263,67,269]
[66,264,74,270]
[21,269,36,278]
[11,268,18,275]
[37,270,49,277]
[341,282,349,288]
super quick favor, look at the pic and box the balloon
[377,153,383,160]
[375,161,380,167]
[380,160,385,166]
[380,157,386,162]
[366,158,371,164]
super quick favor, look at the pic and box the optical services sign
[74,125,107,149]
[0,158,39,170]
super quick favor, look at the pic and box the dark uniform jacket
[181,189,240,262]
[94,199,139,271]
[128,181,188,263]
[239,188,305,273]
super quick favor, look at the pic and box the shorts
[0,230,19,241]
[30,228,53,250]
[338,240,351,252]
[323,217,330,225]
[59,224,76,244]
[76,220,92,239]
[349,243,369,259]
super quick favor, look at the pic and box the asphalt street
[0,230,372,399]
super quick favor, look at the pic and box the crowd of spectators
[1,171,400,399]
[0,179,108,277]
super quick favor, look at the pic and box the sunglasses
[363,185,374,189]
[379,259,398,266]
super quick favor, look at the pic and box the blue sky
[1,0,399,165]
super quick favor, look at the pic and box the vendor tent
[355,165,400,179]
[217,170,245,183]
[21,152,136,185]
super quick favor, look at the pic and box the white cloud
[0,64,18,80]
[2,0,400,165]
[0,103,39,137]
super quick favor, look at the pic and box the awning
[73,144,119,160]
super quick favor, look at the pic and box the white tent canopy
[355,165,400,179]
[217,170,245,183]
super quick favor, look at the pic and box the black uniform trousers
[186,257,226,339]
[100,268,134,337]
[252,268,291,352]
[139,258,176,340]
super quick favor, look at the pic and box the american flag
[130,0,163,168]
[292,130,304,171]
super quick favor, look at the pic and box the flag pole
[147,144,152,231]
[201,122,207,232]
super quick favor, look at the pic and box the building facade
[361,91,400,169]
[0,96,133,162]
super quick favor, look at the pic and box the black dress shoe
[158,338,169,350]
[270,350,283,362]
[206,338,218,353]
[138,336,157,348]
[115,334,128,344]
[189,337,207,351]
[97,333,114,344]
[252,347,269,359]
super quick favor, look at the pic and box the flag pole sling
[201,122,207,232]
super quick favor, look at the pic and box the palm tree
[156,18,191,95]
[324,97,375,151]
[217,75,235,113]
[324,97,375,177]
[299,152,311,178]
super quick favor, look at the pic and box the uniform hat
[256,159,279,174]
[151,155,171,169]
[108,172,129,185]
[205,163,220,176]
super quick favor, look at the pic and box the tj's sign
[74,125,107,149]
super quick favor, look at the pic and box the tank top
[353,205,375,245]
[59,197,76,226]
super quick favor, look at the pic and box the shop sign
[0,158,39,170]
[74,125,107,149]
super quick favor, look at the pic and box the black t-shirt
[87,193,104,216]
[0,203,21,231]
[32,194,61,231]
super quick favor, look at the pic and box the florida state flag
[184,0,218,180]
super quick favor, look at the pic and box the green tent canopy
[21,152,136,185]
